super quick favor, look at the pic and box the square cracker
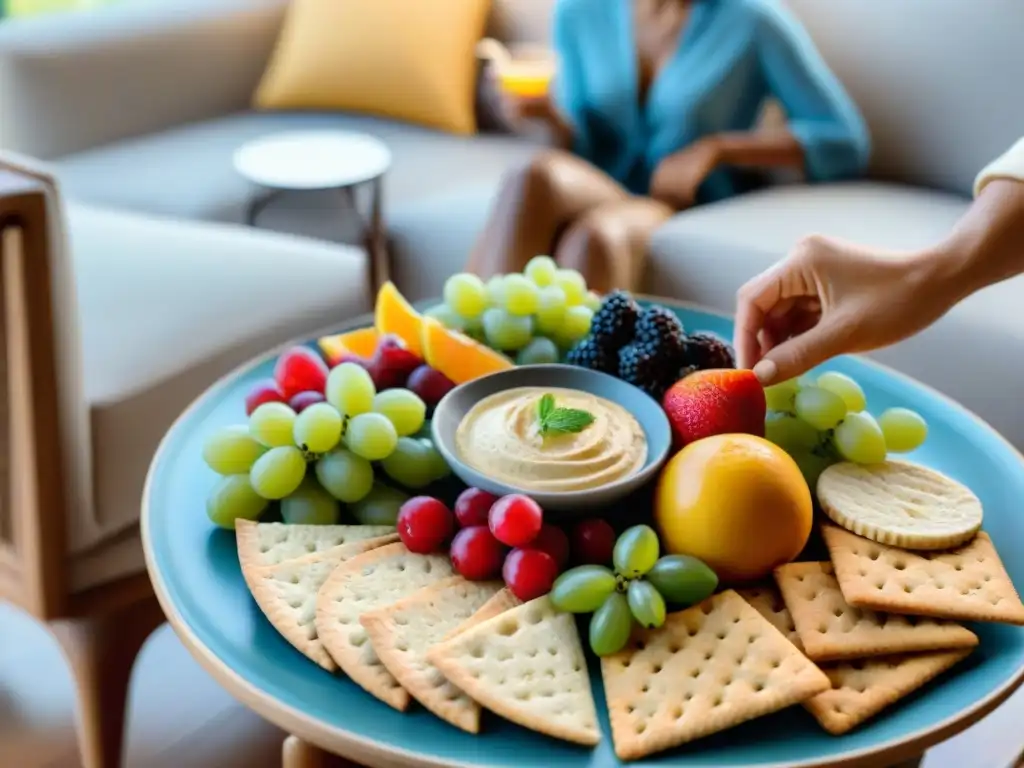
[774,561,978,661]
[427,597,601,746]
[736,584,802,649]
[243,539,394,671]
[740,583,972,735]
[314,543,454,711]
[601,590,830,761]
[822,524,1024,625]
[360,577,502,733]
[803,650,972,735]
[235,519,397,569]
[443,588,522,642]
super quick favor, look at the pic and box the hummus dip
[454,386,647,493]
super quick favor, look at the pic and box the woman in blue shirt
[468,0,870,291]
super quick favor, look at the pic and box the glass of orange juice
[479,40,556,100]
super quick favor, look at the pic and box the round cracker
[816,460,982,550]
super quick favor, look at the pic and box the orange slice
[421,317,513,384]
[375,282,424,357]
[318,327,379,365]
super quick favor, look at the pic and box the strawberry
[662,369,766,449]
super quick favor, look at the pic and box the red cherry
[502,548,558,601]
[454,487,499,528]
[396,497,454,554]
[570,519,616,565]
[450,526,505,580]
[274,347,329,400]
[488,494,543,547]
[407,365,456,407]
[289,391,326,413]
[245,378,285,416]
[366,335,423,390]
[530,524,570,569]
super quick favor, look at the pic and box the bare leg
[51,592,165,768]
[555,197,674,293]
[466,150,628,278]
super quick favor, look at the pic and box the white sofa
[2,0,1024,447]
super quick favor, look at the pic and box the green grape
[584,291,602,312]
[763,379,800,414]
[443,273,488,319]
[372,388,426,437]
[797,374,819,388]
[627,579,667,630]
[589,592,634,657]
[524,255,558,287]
[281,479,341,525]
[419,438,451,480]
[517,337,560,366]
[315,448,374,503]
[485,275,506,307]
[534,286,568,336]
[424,303,466,331]
[293,402,343,454]
[764,413,819,454]
[463,313,486,342]
[817,371,867,412]
[350,482,409,525]
[202,424,267,474]
[646,555,719,605]
[550,565,617,613]
[346,412,398,461]
[206,475,268,529]
[794,386,848,430]
[834,411,887,464]
[326,362,376,416]
[381,437,436,489]
[554,305,593,347]
[878,407,928,453]
[613,524,660,578]
[249,446,306,499]
[792,450,834,489]
[501,273,540,316]
[555,269,587,306]
[482,307,533,351]
[249,402,297,448]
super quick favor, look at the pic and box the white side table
[233,130,393,289]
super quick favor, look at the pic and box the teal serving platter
[143,301,1024,767]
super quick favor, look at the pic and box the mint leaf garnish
[537,393,595,436]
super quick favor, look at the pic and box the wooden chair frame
[1,165,164,768]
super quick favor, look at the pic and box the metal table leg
[339,177,390,294]
[245,189,283,226]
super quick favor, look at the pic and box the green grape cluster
[550,524,718,656]
[201,362,449,530]
[764,371,929,488]
[425,256,602,363]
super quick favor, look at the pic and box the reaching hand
[733,235,959,385]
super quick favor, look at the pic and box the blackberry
[589,290,641,350]
[685,332,736,370]
[635,306,685,347]
[618,342,679,401]
[565,338,617,374]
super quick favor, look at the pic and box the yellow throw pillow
[255,0,492,135]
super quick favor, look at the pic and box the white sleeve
[974,137,1024,197]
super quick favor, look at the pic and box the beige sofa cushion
[66,204,371,592]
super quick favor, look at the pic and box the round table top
[143,300,1024,768]
[233,130,392,190]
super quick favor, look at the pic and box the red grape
[407,364,456,407]
[288,391,325,413]
[502,548,558,601]
[245,378,285,416]
[450,526,505,580]
[396,497,454,554]
[488,494,543,547]
[530,524,570,569]
[454,487,499,528]
[274,347,328,400]
[570,519,616,565]
[366,335,423,390]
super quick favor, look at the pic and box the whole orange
[654,434,812,584]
